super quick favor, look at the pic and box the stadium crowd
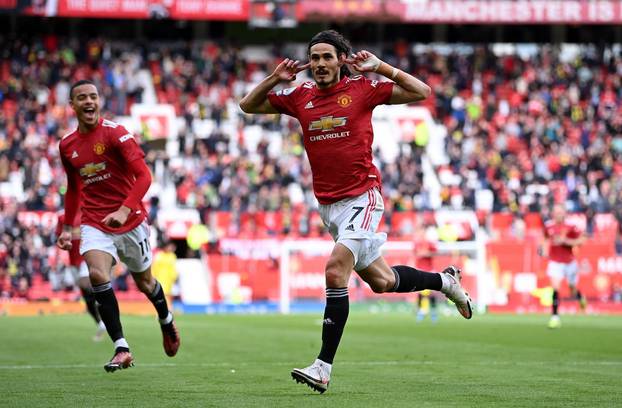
[1,35,622,296]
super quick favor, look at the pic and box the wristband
[357,54,381,72]
[391,68,399,80]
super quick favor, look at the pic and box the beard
[314,71,336,86]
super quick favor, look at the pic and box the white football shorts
[546,260,579,286]
[319,188,387,271]
[80,221,153,273]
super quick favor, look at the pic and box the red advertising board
[386,0,622,24]
[209,236,621,313]
[56,0,248,19]
[299,0,622,24]
[298,0,385,20]
[31,0,622,23]
[487,239,621,311]
[57,0,153,18]
[0,0,16,9]
[171,0,248,20]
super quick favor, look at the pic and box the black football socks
[318,288,349,364]
[92,282,125,345]
[148,280,173,325]
[552,289,559,315]
[390,265,442,292]
[81,287,102,324]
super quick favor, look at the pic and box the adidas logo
[323,318,334,325]
[345,224,355,232]
[304,101,314,109]
[71,151,79,158]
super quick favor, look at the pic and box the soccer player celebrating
[541,204,587,329]
[57,80,180,372]
[240,30,472,393]
[55,211,106,341]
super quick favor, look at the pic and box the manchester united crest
[93,142,106,155]
[337,94,352,107]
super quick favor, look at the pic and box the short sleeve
[361,77,393,108]
[267,86,300,117]
[111,125,145,163]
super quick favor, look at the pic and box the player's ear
[338,52,346,66]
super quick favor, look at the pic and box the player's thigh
[82,250,116,284]
[564,261,579,287]
[115,221,153,273]
[80,225,119,268]
[547,261,565,290]
[324,243,355,287]
[356,255,394,293]
[80,225,118,282]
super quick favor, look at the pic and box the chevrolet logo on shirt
[79,162,107,177]
[309,116,347,132]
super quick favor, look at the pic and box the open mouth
[83,107,96,119]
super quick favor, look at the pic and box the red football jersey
[59,118,147,234]
[544,220,581,263]
[268,75,393,204]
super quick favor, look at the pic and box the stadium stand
[1,34,621,303]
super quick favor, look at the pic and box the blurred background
[1,0,622,316]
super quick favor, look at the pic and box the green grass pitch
[1,312,621,407]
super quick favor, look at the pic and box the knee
[325,261,349,288]
[88,266,109,285]
[325,267,345,288]
[77,277,91,292]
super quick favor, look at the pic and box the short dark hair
[308,30,352,78]
[70,79,97,100]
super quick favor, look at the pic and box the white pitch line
[0,360,620,370]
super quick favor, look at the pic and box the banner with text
[56,0,248,19]
[301,0,622,24]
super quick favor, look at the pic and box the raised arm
[346,50,431,104]
[239,58,310,114]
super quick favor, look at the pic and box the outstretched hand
[345,50,381,73]
[273,58,311,82]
